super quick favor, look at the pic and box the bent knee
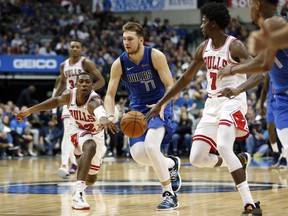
[189,153,205,168]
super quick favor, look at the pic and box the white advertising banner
[110,0,197,12]
[164,0,197,10]
[230,0,286,8]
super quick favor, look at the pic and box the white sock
[75,180,86,190]
[237,181,254,206]
[162,183,174,195]
[271,143,279,153]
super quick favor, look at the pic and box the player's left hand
[221,87,240,98]
[98,117,118,134]
[145,103,162,121]
[218,65,234,80]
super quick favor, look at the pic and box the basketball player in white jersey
[147,3,262,215]
[15,72,117,210]
[52,39,105,179]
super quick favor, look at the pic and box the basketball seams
[120,110,147,138]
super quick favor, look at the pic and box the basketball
[120,110,148,138]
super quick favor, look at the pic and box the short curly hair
[200,3,231,30]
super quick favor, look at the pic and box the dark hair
[262,0,278,6]
[200,2,231,30]
[77,72,93,81]
[122,22,145,38]
[69,38,83,46]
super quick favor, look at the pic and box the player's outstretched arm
[146,41,205,120]
[15,93,69,122]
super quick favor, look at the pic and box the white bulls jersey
[68,88,103,135]
[202,36,246,95]
[63,56,86,90]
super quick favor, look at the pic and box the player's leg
[130,132,179,210]
[69,148,77,174]
[274,105,288,167]
[190,121,224,168]
[58,117,71,179]
[276,128,288,167]
[72,132,98,210]
[266,101,280,163]
[217,124,256,209]
[144,127,178,210]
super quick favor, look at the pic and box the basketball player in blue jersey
[147,3,262,215]
[104,22,181,210]
[219,0,288,169]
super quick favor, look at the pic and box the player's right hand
[221,87,240,98]
[98,117,118,134]
[15,110,31,122]
[145,104,161,121]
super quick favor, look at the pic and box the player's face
[200,16,213,38]
[69,41,82,57]
[249,0,261,24]
[76,75,93,95]
[122,31,143,55]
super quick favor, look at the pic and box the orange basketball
[120,110,148,138]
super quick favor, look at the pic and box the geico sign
[13,59,57,69]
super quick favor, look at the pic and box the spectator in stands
[39,42,56,56]
[172,110,193,156]
[16,85,36,108]
[246,121,270,158]
[40,120,63,156]
[9,115,36,157]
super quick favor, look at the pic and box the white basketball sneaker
[57,165,70,179]
[72,188,90,210]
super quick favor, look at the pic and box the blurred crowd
[0,0,284,160]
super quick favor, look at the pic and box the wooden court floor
[0,156,287,216]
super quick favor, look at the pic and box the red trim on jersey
[219,119,233,127]
[71,133,78,148]
[210,36,231,51]
[80,131,92,137]
[202,40,209,58]
[74,154,81,159]
[90,164,100,171]
[61,114,70,120]
[193,134,217,153]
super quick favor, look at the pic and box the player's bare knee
[83,140,96,155]
[86,174,97,185]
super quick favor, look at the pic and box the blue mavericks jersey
[269,14,288,94]
[269,14,288,129]
[120,46,172,114]
[267,79,275,103]
[120,46,174,145]
[270,47,288,94]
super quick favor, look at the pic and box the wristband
[93,105,107,120]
